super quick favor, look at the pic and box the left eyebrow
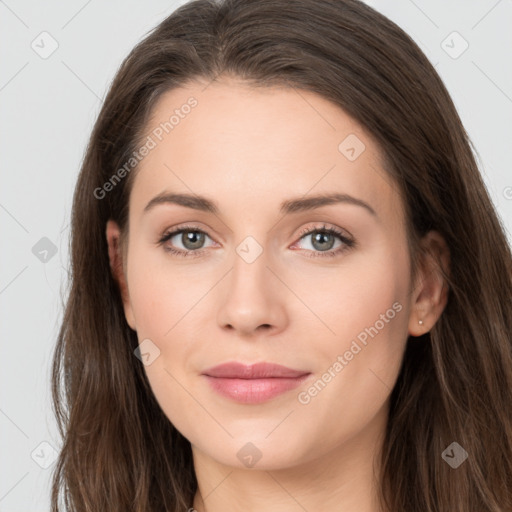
[143,191,377,218]
[279,193,377,218]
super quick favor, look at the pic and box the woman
[50,0,512,510]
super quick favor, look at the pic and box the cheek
[284,256,410,457]
[300,251,409,397]
[126,245,207,339]
[306,249,410,399]
[126,246,216,391]
[291,247,410,359]
[125,248,210,430]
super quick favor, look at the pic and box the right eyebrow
[144,192,219,215]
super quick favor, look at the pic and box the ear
[408,230,450,337]
[106,220,136,331]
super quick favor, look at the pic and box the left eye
[296,230,342,252]
[291,225,355,258]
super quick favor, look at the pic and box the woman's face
[110,77,420,470]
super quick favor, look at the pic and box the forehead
[129,78,403,224]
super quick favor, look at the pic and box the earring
[418,319,424,325]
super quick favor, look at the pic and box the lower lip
[203,374,311,404]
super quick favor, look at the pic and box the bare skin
[106,76,449,512]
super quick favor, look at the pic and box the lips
[201,362,311,404]
[201,361,309,379]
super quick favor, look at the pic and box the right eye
[158,225,217,257]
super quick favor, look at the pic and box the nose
[216,243,288,338]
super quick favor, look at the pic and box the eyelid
[294,222,353,242]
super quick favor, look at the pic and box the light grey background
[1,0,511,510]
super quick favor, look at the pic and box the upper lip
[202,362,310,379]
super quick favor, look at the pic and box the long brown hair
[50,0,512,510]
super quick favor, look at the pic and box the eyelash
[157,223,355,259]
